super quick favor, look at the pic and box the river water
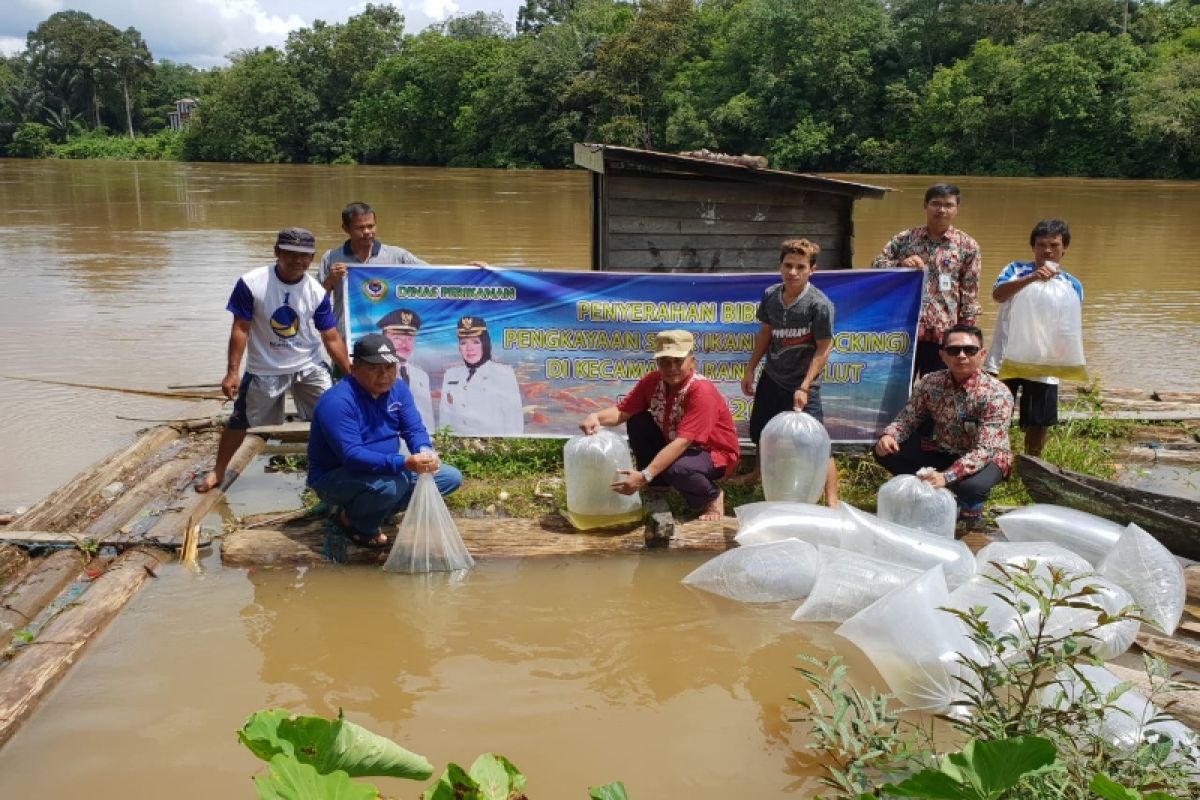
[0,160,1197,796]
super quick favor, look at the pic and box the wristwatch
[641,468,655,484]
[943,471,957,485]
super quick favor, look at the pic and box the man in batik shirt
[873,324,1013,529]
[872,183,982,378]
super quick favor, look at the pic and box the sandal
[328,512,389,548]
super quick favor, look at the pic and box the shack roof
[573,143,890,199]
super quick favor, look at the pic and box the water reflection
[235,555,856,796]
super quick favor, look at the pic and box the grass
[266,391,1146,522]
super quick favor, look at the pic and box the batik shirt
[882,369,1014,481]
[872,226,981,343]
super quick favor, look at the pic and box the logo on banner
[361,279,388,302]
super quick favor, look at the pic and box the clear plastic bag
[562,430,643,529]
[995,504,1123,565]
[840,503,976,589]
[1044,665,1200,771]
[876,475,957,539]
[1098,523,1185,634]
[836,566,981,713]
[998,276,1088,382]
[383,473,475,573]
[974,541,1093,579]
[760,411,830,503]
[681,538,819,603]
[791,545,922,623]
[733,501,848,547]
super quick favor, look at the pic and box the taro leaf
[468,753,527,799]
[886,736,1059,800]
[588,781,629,800]
[422,762,480,800]
[939,736,1058,798]
[239,709,433,780]
[253,754,378,800]
[1089,774,1176,800]
[277,712,434,780]
[240,710,297,762]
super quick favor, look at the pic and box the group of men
[200,184,1079,551]
[584,185,1080,530]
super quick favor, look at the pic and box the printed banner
[345,266,921,442]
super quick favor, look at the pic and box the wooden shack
[574,143,890,273]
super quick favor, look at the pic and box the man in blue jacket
[307,333,462,549]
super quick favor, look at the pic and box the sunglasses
[942,345,981,357]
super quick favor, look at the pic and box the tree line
[1,0,1198,177]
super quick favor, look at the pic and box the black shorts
[748,371,824,445]
[1003,378,1058,428]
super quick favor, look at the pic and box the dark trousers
[627,412,724,510]
[873,434,1004,507]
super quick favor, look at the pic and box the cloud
[0,0,521,68]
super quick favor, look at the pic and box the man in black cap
[439,315,524,435]
[308,333,462,550]
[196,227,351,493]
[376,307,435,432]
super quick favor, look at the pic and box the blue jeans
[310,465,463,536]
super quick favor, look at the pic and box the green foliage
[48,128,183,160]
[7,121,52,157]
[1089,773,1178,800]
[240,708,625,798]
[883,736,1061,799]
[239,708,434,781]
[6,1,1200,174]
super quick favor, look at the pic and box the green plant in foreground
[238,708,627,799]
[793,564,1198,799]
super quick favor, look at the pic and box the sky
[1,0,526,67]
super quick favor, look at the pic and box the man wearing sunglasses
[579,330,740,521]
[873,324,1014,530]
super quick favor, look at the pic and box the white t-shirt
[226,265,334,375]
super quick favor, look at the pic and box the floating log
[0,544,28,584]
[221,513,737,567]
[0,548,168,748]
[10,426,181,532]
[0,551,88,640]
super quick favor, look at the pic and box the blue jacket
[307,376,432,484]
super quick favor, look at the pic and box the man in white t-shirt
[984,218,1083,457]
[195,228,351,493]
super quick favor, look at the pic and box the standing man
[580,330,740,521]
[319,201,427,347]
[984,219,1083,457]
[195,228,351,493]
[319,200,489,350]
[307,333,462,550]
[872,184,982,378]
[873,324,1013,530]
[376,307,435,433]
[739,238,838,505]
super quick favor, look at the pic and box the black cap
[377,308,422,333]
[352,334,399,364]
[456,315,488,338]
[275,227,316,254]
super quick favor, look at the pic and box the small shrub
[7,122,52,158]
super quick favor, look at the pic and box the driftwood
[0,551,88,640]
[222,513,737,567]
[0,548,168,747]
[10,426,182,532]
[1103,662,1200,733]
[1135,631,1200,673]
[0,545,28,584]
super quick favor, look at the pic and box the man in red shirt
[580,330,740,521]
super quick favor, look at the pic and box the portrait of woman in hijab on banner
[438,315,525,435]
